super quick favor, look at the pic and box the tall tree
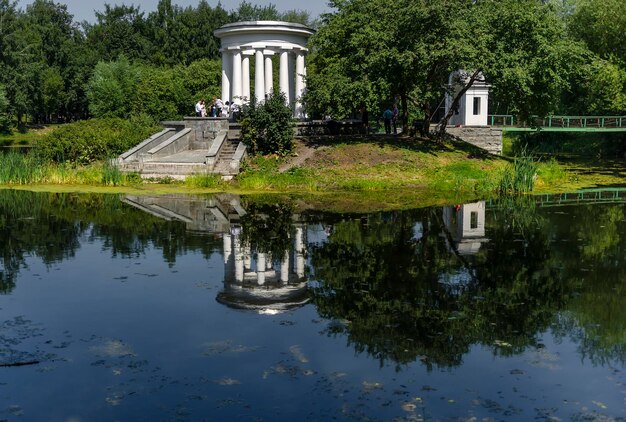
[86,4,150,62]
[306,0,576,135]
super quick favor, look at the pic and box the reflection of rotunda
[217,225,309,314]
[214,21,315,117]
[121,193,311,314]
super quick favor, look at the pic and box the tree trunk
[422,102,432,137]
[437,69,482,138]
[400,91,408,135]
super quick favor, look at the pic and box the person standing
[195,99,204,117]
[383,106,393,135]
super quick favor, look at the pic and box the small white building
[445,70,490,126]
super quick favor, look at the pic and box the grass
[0,125,58,147]
[1,134,624,198]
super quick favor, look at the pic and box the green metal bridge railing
[488,115,626,132]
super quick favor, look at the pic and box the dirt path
[278,138,327,173]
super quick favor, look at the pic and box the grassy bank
[1,136,624,197]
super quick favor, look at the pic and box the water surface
[0,190,624,421]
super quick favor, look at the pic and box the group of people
[195,97,241,120]
[359,103,400,135]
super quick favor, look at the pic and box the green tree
[568,0,626,65]
[86,4,151,62]
[0,84,10,133]
[86,56,139,118]
[40,66,65,122]
[176,58,222,112]
[133,64,188,120]
[307,0,576,135]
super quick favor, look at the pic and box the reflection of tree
[310,203,571,369]
[549,204,626,365]
[0,190,222,290]
[311,210,472,368]
[239,201,294,260]
[0,190,81,293]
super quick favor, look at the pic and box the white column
[232,50,242,105]
[254,50,265,104]
[242,55,251,104]
[280,251,289,283]
[221,51,232,103]
[295,51,305,118]
[264,54,273,97]
[257,253,266,285]
[279,50,290,104]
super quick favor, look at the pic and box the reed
[498,147,538,194]
[101,160,122,186]
[0,151,42,184]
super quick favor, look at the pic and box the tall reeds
[0,151,42,184]
[498,147,538,195]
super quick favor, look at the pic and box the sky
[16,0,331,23]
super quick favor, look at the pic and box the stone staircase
[116,118,247,179]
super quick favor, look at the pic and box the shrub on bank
[35,115,160,164]
[240,90,295,156]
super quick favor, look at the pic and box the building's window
[473,97,481,115]
[470,211,478,229]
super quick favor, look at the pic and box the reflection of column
[221,50,232,103]
[257,253,266,285]
[295,51,305,118]
[279,50,290,104]
[295,227,305,278]
[254,50,265,104]
[280,251,289,283]
[234,236,244,282]
[232,50,242,104]
[242,54,251,103]
[223,234,232,264]
[264,54,273,96]
[223,233,233,281]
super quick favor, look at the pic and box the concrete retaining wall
[445,126,503,155]
[180,118,230,149]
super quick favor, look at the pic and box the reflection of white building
[122,194,310,314]
[445,70,490,127]
[218,224,309,313]
[443,201,487,255]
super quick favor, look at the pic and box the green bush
[240,90,295,156]
[35,115,160,164]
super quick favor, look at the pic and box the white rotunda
[214,21,315,118]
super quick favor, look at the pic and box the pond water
[0,189,624,421]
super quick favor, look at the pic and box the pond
[0,189,624,421]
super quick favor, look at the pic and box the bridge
[486,188,626,209]
[489,115,626,133]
